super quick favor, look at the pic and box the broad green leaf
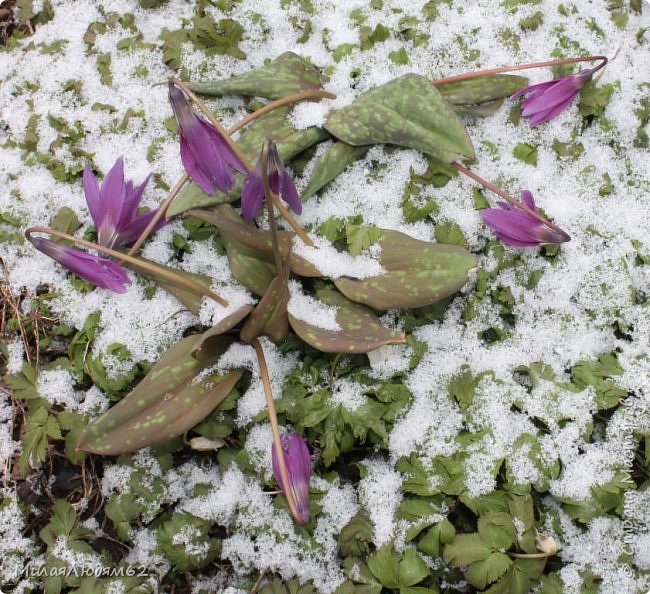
[484,559,547,594]
[51,206,81,235]
[465,552,512,589]
[288,288,406,353]
[342,558,383,594]
[399,547,430,587]
[191,305,254,359]
[334,229,475,310]
[367,545,401,589]
[187,51,325,99]
[400,589,440,594]
[240,253,291,342]
[478,512,517,550]
[325,74,475,163]
[302,141,369,199]
[168,106,328,216]
[443,533,492,566]
[417,519,456,557]
[77,332,241,455]
[436,74,528,106]
[339,514,374,557]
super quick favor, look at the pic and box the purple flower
[241,140,301,222]
[271,434,311,525]
[27,236,131,293]
[83,158,162,249]
[512,66,599,126]
[480,190,570,247]
[168,82,246,196]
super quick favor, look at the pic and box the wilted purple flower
[27,236,131,293]
[480,190,570,247]
[271,434,311,525]
[83,158,162,249]
[512,66,600,126]
[241,140,301,222]
[168,81,246,195]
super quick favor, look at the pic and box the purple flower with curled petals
[241,140,301,222]
[27,236,131,293]
[512,65,602,127]
[271,434,311,525]
[480,190,570,247]
[83,158,163,249]
[168,81,246,195]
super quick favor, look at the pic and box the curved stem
[126,173,189,257]
[229,89,337,135]
[452,162,570,241]
[252,338,304,525]
[269,193,314,246]
[25,227,229,307]
[432,55,608,87]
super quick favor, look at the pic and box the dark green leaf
[325,74,475,163]
[240,253,291,342]
[465,552,512,589]
[187,51,325,99]
[436,74,528,105]
[443,533,492,566]
[334,228,475,310]
[77,332,241,455]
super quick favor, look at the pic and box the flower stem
[228,89,337,135]
[452,162,570,241]
[126,173,189,257]
[25,227,229,306]
[252,338,304,525]
[432,55,608,87]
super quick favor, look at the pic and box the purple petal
[83,164,101,229]
[520,190,536,211]
[119,175,151,230]
[180,134,216,196]
[114,208,166,246]
[279,170,302,215]
[29,236,130,293]
[527,100,574,127]
[241,173,264,222]
[480,208,543,244]
[97,158,127,247]
[272,434,311,525]
[521,76,581,117]
[510,79,557,100]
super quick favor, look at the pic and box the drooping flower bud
[271,433,311,525]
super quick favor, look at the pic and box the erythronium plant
[36,50,607,527]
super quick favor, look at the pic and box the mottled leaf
[189,205,320,278]
[240,253,291,342]
[77,332,241,455]
[288,288,405,353]
[436,74,528,105]
[187,51,325,99]
[325,74,475,163]
[335,229,475,310]
[168,105,329,216]
[191,305,254,359]
[302,141,370,199]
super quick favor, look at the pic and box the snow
[1,0,649,591]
